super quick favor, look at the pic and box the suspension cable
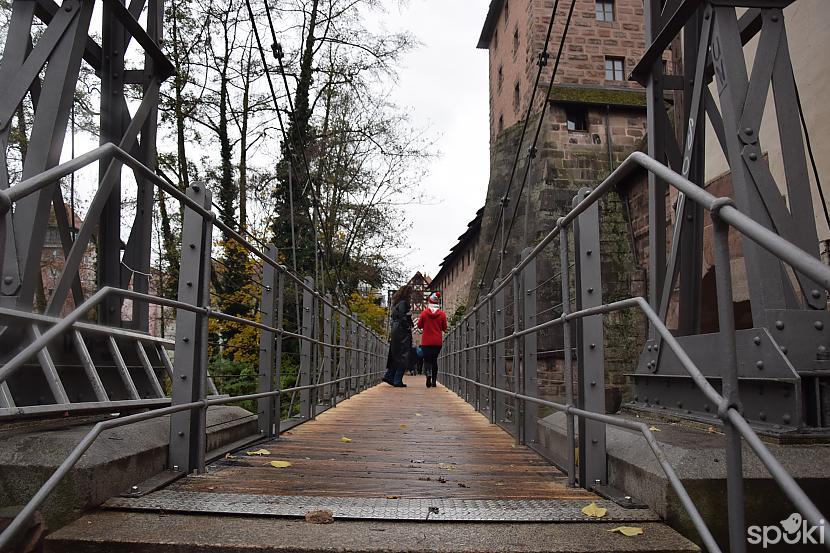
[488,0,578,299]
[472,0,564,307]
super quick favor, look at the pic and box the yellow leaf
[400,424,408,429]
[386,495,400,499]
[581,502,607,518]
[649,426,661,432]
[246,449,271,456]
[609,526,644,537]
[340,437,352,443]
[269,460,292,468]
[415,413,422,417]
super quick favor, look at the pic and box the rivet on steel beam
[590,343,596,349]
[189,243,196,249]
[812,289,822,299]
[783,413,792,424]
[186,281,193,287]
[587,287,594,294]
[180,374,187,380]
[131,485,139,492]
[178,431,184,437]
[775,320,785,330]
[192,185,201,192]
[749,152,758,161]
[592,439,598,444]
[3,276,12,285]
[183,337,190,343]
[753,336,761,345]
[173,465,179,471]
[781,346,788,354]
[816,321,824,330]
[586,249,592,256]
[590,381,596,386]
[756,360,764,370]
[771,14,779,22]
[759,412,767,421]
[744,128,754,136]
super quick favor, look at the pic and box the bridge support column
[323,296,333,404]
[573,188,606,488]
[169,183,213,475]
[258,245,280,438]
[299,277,315,421]
[521,248,538,446]
[494,280,506,426]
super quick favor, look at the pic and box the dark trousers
[383,365,406,385]
[422,345,442,385]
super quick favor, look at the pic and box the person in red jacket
[417,292,448,388]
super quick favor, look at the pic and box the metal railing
[0,143,386,551]
[439,151,830,553]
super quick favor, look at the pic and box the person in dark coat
[383,285,414,387]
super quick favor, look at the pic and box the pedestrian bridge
[39,377,695,552]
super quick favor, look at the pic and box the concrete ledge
[536,412,830,547]
[0,406,257,532]
[45,510,700,553]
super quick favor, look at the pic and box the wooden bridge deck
[171,375,594,501]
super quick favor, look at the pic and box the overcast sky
[383,1,492,283]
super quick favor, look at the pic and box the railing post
[257,245,278,438]
[494,279,506,426]
[713,213,746,553]
[484,296,494,418]
[323,295,333,405]
[169,182,212,475]
[573,188,606,488]
[478,309,487,412]
[512,272,524,441]
[337,311,346,402]
[349,314,358,395]
[560,224,577,487]
[521,247,538,445]
[299,277,314,421]
[468,307,481,411]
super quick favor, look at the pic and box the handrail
[0,142,378,334]
[442,151,830,552]
[445,372,721,553]
[0,287,382,388]
[464,151,830,324]
[0,370,383,552]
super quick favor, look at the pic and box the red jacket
[417,307,447,346]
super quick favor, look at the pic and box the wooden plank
[172,376,590,501]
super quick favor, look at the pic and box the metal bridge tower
[630,0,830,433]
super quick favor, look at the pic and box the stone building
[469,0,651,402]
[430,207,483,322]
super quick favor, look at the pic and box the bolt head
[131,485,139,492]
[749,153,758,161]
[816,321,825,330]
[753,336,761,345]
[775,320,785,330]
[812,289,822,299]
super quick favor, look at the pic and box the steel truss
[631,0,829,432]
[0,0,177,416]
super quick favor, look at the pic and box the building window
[497,65,504,92]
[565,105,589,132]
[512,26,519,55]
[498,114,504,133]
[605,56,625,81]
[513,82,520,113]
[595,0,614,22]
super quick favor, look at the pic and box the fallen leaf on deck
[246,449,271,456]
[224,453,236,459]
[400,424,407,429]
[418,476,432,481]
[581,502,607,518]
[305,510,333,524]
[457,482,469,488]
[415,413,422,417]
[649,426,661,432]
[437,463,455,470]
[269,460,293,468]
[707,426,719,434]
[386,495,400,499]
[609,526,644,537]
[437,476,447,483]
[340,437,352,443]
